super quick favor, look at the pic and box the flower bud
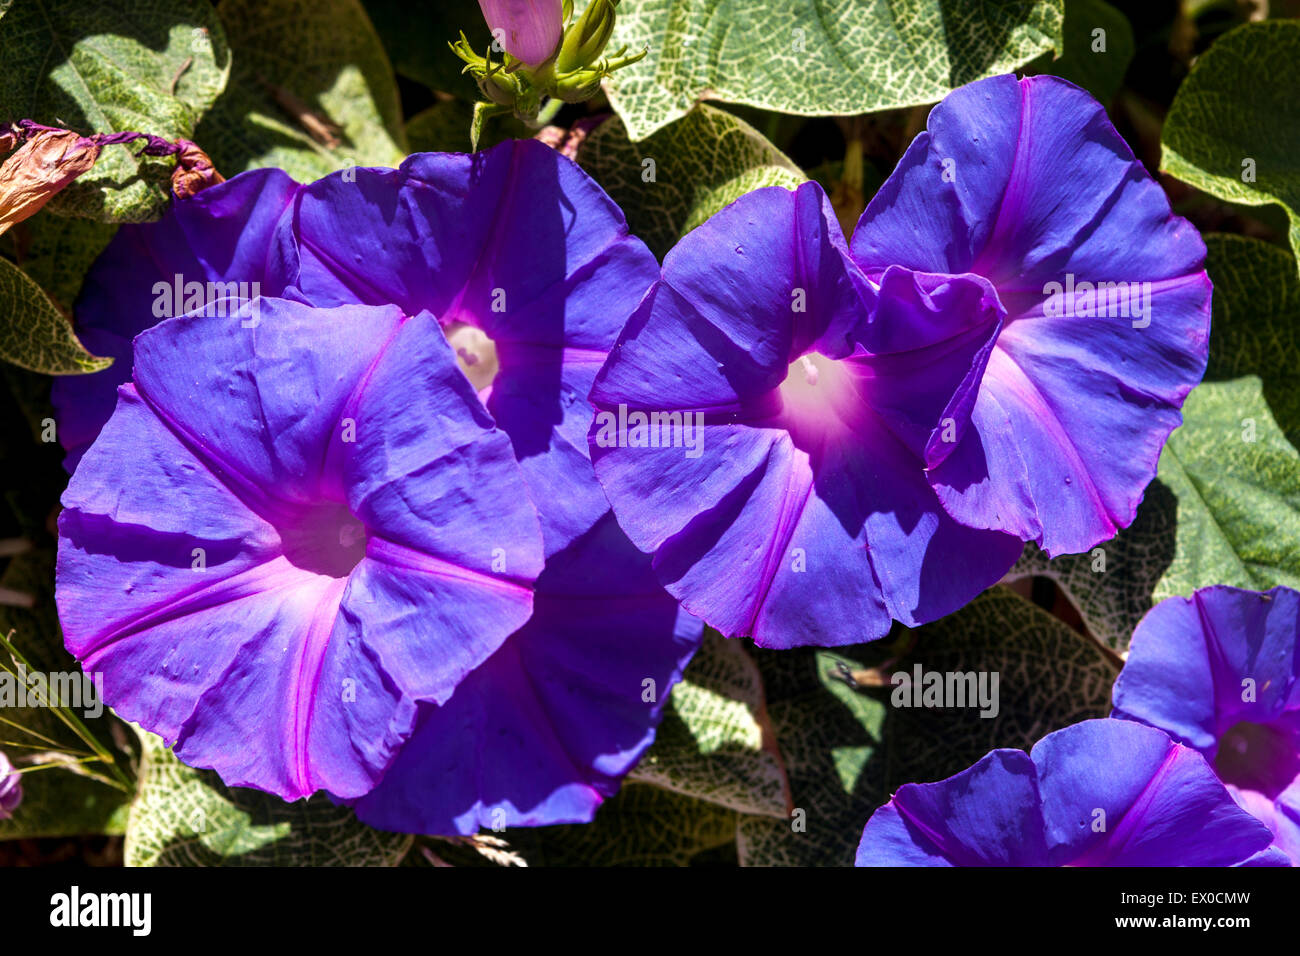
[0,130,100,237]
[0,750,22,821]
[478,0,564,67]
[556,0,616,73]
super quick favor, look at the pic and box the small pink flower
[478,0,563,66]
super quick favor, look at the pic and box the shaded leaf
[578,103,804,259]
[362,0,485,99]
[737,586,1115,866]
[601,0,1065,140]
[1027,0,1133,103]
[196,0,406,183]
[0,550,131,841]
[1203,234,1300,446]
[1,216,118,312]
[405,100,531,155]
[504,783,738,866]
[1162,20,1300,269]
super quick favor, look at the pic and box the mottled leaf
[196,0,406,183]
[0,0,230,221]
[1162,21,1300,269]
[737,586,1115,866]
[579,103,804,259]
[0,257,109,374]
[124,731,412,867]
[1203,234,1300,446]
[630,630,790,818]
[601,0,1065,140]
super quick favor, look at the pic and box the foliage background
[0,0,1297,867]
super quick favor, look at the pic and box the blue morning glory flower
[587,183,1023,648]
[57,298,545,801]
[850,74,1211,558]
[1113,586,1300,863]
[856,719,1286,866]
[53,141,701,818]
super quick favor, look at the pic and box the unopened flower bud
[0,130,100,236]
[556,0,617,73]
[478,0,564,67]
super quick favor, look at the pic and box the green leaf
[1027,0,1134,103]
[1203,234,1300,446]
[578,103,805,260]
[630,630,790,818]
[504,783,738,866]
[1162,20,1300,270]
[124,731,412,867]
[0,0,231,222]
[600,0,1065,141]
[737,586,1115,866]
[1013,376,1300,650]
[195,0,406,184]
[2,217,118,313]
[362,0,485,99]
[0,257,109,374]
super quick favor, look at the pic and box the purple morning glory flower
[856,719,1287,866]
[1113,586,1300,864]
[587,179,1024,648]
[56,297,545,801]
[354,512,702,834]
[283,140,659,558]
[51,168,301,471]
[0,750,21,820]
[850,74,1211,557]
[54,141,697,820]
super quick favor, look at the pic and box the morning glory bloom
[285,140,659,557]
[1113,586,1300,863]
[355,513,702,833]
[54,141,693,819]
[0,750,21,820]
[856,719,1286,866]
[850,74,1211,557]
[56,297,545,801]
[51,167,301,470]
[588,180,1024,648]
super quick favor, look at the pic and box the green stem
[0,631,132,789]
